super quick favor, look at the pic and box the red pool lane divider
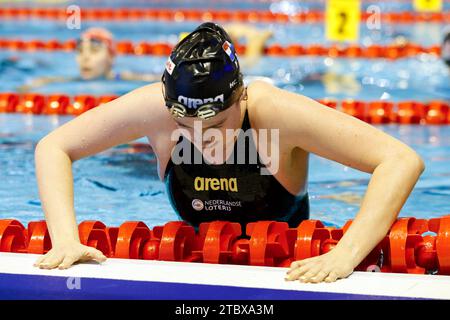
[0,8,449,24]
[318,99,450,125]
[2,93,448,125]
[1,216,450,275]
[0,38,442,59]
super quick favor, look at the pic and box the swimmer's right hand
[33,241,107,270]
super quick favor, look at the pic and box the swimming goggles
[75,37,106,52]
[162,75,244,120]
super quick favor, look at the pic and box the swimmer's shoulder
[245,80,286,129]
[129,82,164,109]
[116,82,177,137]
[124,82,178,179]
[133,82,176,131]
[246,80,313,132]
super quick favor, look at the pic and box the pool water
[0,50,449,100]
[0,19,447,46]
[0,18,449,99]
[1,114,449,228]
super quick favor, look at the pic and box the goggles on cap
[162,73,244,120]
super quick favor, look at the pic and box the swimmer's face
[76,38,114,80]
[173,101,243,164]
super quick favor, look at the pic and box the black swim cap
[162,22,243,118]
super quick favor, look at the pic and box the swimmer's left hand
[285,248,355,283]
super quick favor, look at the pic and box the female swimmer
[34,23,424,283]
[18,27,159,92]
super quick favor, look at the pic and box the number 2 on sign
[326,0,360,42]
[338,11,348,34]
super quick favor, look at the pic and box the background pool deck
[1,252,450,300]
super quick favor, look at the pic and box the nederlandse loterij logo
[194,177,238,192]
[192,199,204,211]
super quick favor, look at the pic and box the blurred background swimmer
[225,24,275,85]
[18,27,160,92]
[224,23,273,68]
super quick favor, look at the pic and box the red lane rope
[1,216,450,274]
[0,38,442,59]
[0,8,449,23]
[1,93,449,125]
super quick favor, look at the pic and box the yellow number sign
[413,0,443,12]
[326,0,361,42]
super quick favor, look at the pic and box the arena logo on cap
[222,41,235,62]
[178,94,224,109]
[165,57,176,75]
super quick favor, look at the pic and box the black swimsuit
[164,110,310,229]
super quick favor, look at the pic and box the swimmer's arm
[244,29,272,58]
[34,83,170,267]
[253,82,425,280]
[239,31,272,69]
[17,76,76,93]
[225,24,272,68]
